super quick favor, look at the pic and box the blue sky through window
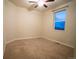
[54,10,66,30]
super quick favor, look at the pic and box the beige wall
[3,0,17,52]
[42,1,76,48]
[4,0,43,43]
[15,7,43,39]
[3,0,43,52]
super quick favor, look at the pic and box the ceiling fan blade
[34,5,38,8]
[43,4,48,8]
[45,0,54,2]
[28,1,37,3]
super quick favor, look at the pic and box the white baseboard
[6,36,74,48]
[42,36,74,48]
[6,36,41,44]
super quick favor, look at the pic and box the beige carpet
[4,38,74,59]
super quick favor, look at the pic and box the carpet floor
[4,38,74,59]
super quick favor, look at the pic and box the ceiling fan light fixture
[37,0,45,7]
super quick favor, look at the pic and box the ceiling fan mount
[28,0,55,8]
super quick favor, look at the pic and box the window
[54,9,66,30]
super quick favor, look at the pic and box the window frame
[53,8,67,30]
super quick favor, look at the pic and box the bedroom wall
[3,0,17,52]
[15,7,43,40]
[42,1,76,48]
[4,0,43,52]
[4,0,43,43]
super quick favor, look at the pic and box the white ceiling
[8,0,72,11]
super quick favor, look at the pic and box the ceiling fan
[28,0,55,8]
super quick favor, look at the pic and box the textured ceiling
[9,0,72,11]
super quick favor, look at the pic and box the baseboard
[6,36,74,48]
[6,36,41,44]
[42,36,74,48]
